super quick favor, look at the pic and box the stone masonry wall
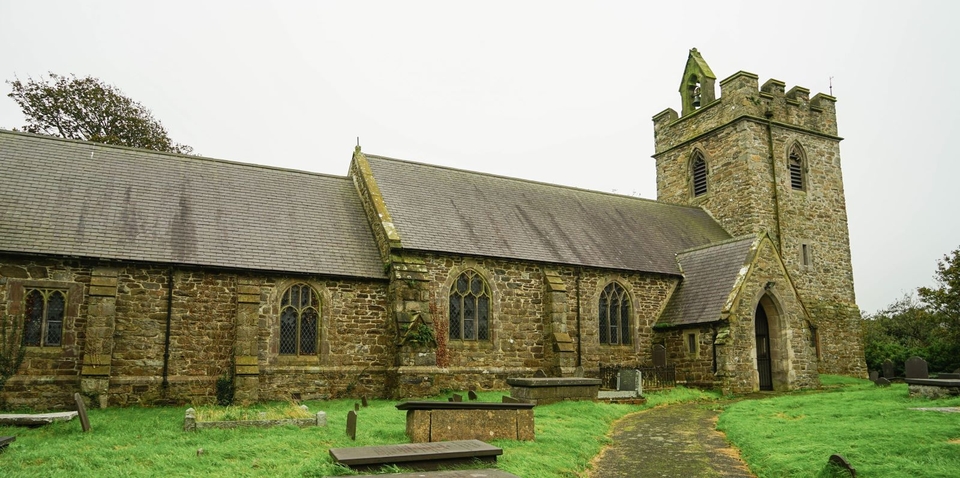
[653,68,864,378]
[0,253,391,408]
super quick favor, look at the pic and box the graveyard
[0,375,958,477]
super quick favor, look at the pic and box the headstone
[905,356,928,379]
[533,369,547,378]
[346,410,357,440]
[652,344,666,367]
[452,394,463,402]
[882,359,895,379]
[828,453,857,477]
[74,393,91,432]
[468,390,478,401]
[868,371,878,382]
[573,366,584,378]
[361,396,368,408]
[875,377,891,387]
[617,369,641,393]
[354,402,360,412]
[448,397,454,402]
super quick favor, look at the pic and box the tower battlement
[654,69,838,155]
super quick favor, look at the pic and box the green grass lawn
[719,375,960,478]
[0,387,715,478]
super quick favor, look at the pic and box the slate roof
[364,154,731,275]
[657,235,758,327]
[0,130,386,279]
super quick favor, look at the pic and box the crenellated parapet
[654,69,838,155]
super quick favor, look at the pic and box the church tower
[652,49,865,377]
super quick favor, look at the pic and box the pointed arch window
[692,152,707,197]
[789,145,805,191]
[599,283,631,345]
[22,289,65,347]
[449,270,491,341]
[279,283,320,355]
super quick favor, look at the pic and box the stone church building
[0,50,865,408]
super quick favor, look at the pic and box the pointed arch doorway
[755,303,773,391]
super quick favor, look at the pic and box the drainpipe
[711,324,718,374]
[162,267,174,391]
[765,112,785,253]
[575,267,582,367]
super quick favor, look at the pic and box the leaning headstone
[905,356,928,379]
[652,344,666,367]
[868,371,879,382]
[452,394,463,402]
[468,390,478,401]
[533,369,547,378]
[361,396,368,408]
[828,454,857,477]
[875,377,891,387]
[74,393,91,433]
[346,410,357,440]
[882,359,895,379]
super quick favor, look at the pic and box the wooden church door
[755,305,773,391]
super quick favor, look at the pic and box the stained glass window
[449,270,491,341]
[279,284,320,355]
[599,283,631,345]
[21,289,65,347]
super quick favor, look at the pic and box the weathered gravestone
[875,377,891,387]
[467,390,478,401]
[502,395,522,403]
[74,393,91,432]
[361,396,368,408]
[905,356,928,379]
[617,369,641,393]
[868,371,879,382]
[882,359,895,379]
[573,366,584,378]
[533,369,547,378]
[354,402,360,412]
[828,453,857,477]
[451,394,463,403]
[653,344,667,367]
[0,436,14,452]
[346,410,357,440]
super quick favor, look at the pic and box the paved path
[588,401,754,478]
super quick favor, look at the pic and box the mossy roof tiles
[0,130,386,279]
[364,154,731,275]
[657,235,757,327]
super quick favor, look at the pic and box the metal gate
[755,305,773,391]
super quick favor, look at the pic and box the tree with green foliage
[862,246,960,374]
[6,73,192,154]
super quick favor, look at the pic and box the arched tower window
[449,270,491,341]
[279,283,320,355]
[599,282,631,345]
[22,289,65,347]
[788,145,805,191]
[691,152,708,197]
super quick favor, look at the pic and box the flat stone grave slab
[507,377,601,405]
[329,439,502,471]
[0,436,15,451]
[396,401,535,442]
[0,411,78,427]
[341,469,519,478]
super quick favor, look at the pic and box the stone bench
[396,401,535,442]
[507,377,601,405]
[329,439,503,471]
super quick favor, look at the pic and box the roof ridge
[363,153,710,212]
[0,128,350,181]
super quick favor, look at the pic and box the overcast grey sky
[1,1,957,314]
